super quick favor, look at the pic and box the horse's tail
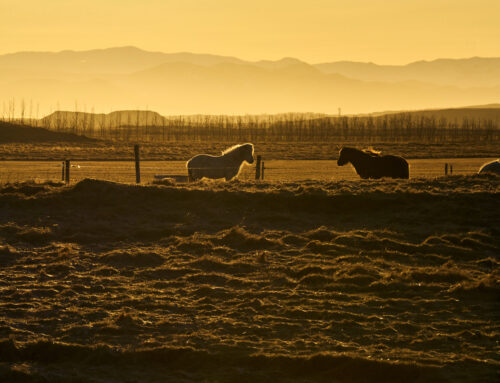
[401,158,410,179]
[186,157,195,182]
[403,165,409,179]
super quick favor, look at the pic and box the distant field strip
[0,158,496,183]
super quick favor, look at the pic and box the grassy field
[0,140,499,161]
[0,157,496,184]
[0,117,499,383]
[0,176,499,382]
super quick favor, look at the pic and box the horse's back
[478,160,500,175]
[187,154,217,168]
[381,155,409,179]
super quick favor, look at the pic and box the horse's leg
[225,166,239,181]
[402,163,410,179]
[225,169,235,181]
[190,168,203,181]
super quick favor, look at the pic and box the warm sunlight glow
[1,2,499,382]
[2,0,499,64]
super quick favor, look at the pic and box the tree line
[2,107,499,143]
[42,113,499,143]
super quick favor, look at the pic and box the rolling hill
[0,121,96,143]
[376,107,500,121]
[315,57,500,88]
[1,47,499,115]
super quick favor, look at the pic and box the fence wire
[0,158,493,185]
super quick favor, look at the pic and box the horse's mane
[362,148,381,157]
[221,143,254,155]
[341,146,381,157]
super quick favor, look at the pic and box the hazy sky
[1,0,499,64]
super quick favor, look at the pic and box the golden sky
[1,0,499,64]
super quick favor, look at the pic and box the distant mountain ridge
[316,57,500,87]
[0,46,246,74]
[2,46,499,85]
[0,46,499,115]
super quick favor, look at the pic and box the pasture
[0,157,496,184]
[0,121,499,383]
[0,176,498,382]
[1,140,500,162]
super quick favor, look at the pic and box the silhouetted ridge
[0,120,96,143]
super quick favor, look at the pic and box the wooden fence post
[444,163,448,176]
[255,155,262,180]
[134,144,141,183]
[61,161,65,181]
[450,164,453,175]
[261,161,265,180]
[65,160,70,184]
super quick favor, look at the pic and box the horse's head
[337,147,349,166]
[242,143,254,164]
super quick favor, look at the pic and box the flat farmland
[1,141,499,162]
[0,157,496,184]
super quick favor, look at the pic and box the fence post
[450,164,453,175]
[65,160,70,184]
[134,144,141,184]
[444,163,448,176]
[255,155,262,180]
[61,161,65,181]
[261,161,265,180]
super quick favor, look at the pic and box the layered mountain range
[1,46,499,115]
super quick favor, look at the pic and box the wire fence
[0,158,494,184]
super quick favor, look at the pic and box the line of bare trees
[39,113,500,144]
[1,99,499,143]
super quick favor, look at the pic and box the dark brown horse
[337,147,409,179]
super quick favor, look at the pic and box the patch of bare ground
[0,176,498,382]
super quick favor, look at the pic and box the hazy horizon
[2,0,499,115]
[2,0,499,65]
[2,45,498,67]
[1,3,500,383]
[1,46,499,116]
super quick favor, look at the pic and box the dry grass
[1,141,499,161]
[0,176,498,382]
[0,158,495,184]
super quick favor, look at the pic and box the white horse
[478,159,500,175]
[187,143,254,181]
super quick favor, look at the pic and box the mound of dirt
[0,121,97,143]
